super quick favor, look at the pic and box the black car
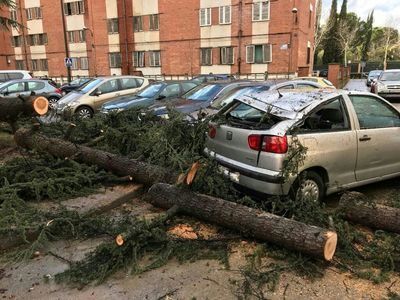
[101,81,198,113]
[60,77,94,95]
[190,74,236,85]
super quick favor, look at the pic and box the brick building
[0,0,319,79]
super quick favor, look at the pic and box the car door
[93,79,120,110]
[159,83,181,101]
[27,81,46,97]
[0,81,27,99]
[348,94,400,181]
[293,97,358,188]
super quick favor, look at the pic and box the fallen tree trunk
[14,128,178,186]
[0,96,48,129]
[339,192,400,234]
[147,183,338,261]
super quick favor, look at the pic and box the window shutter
[263,44,271,62]
[133,52,138,67]
[200,9,205,26]
[43,33,48,44]
[246,45,255,63]
[225,6,231,23]
[228,47,234,64]
[253,3,260,21]
[261,2,269,20]
[219,7,223,24]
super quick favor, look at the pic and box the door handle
[359,135,371,142]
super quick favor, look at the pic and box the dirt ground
[0,182,399,300]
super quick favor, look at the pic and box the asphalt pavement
[344,79,400,111]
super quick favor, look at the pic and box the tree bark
[146,183,338,261]
[14,128,178,186]
[0,96,48,125]
[339,192,400,234]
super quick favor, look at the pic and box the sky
[321,0,400,28]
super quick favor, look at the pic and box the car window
[28,81,45,91]
[349,95,400,129]
[278,84,294,90]
[160,84,180,98]
[184,84,224,101]
[297,83,318,90]
[98,79,119,94]
[299,98,350,132]
[135,78,144,87]
[79,78,103,93]
[6,82,25,93]
[380,71,400,81]
[120,78,138,90]
[8,73,24,80]
[181,82,197,93]
[322,79,334,86]
[0,74,7,82]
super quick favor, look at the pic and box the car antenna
[277,89,283,99]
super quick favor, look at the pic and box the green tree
[322,0,341,64]
[0,0,19,30]
[339,0,347,21]
[360,11,374,62]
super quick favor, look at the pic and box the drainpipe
[238,0,243,75]
[18,0,29,70]
[122,0,129,75]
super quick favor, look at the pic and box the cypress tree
[361,11,374,62]
[322,0,340,64]
[339,0,348,21]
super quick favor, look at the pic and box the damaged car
[205,90,400,202]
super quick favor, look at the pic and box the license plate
[218,165,240,183]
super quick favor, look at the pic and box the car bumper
[55,106,74,118]
[204,148,290,195]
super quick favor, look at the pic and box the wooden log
[0,95,48,125]
[339,191,400,234]
[146,183,338,261]
[14,128,178,186]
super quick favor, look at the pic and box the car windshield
[138,83,164,98]
[380,72,400,81]
[211,85,270,109]
[183,84,223,101]
[70,78,83,85]
[369,71,381,77]
[77,78,103,93]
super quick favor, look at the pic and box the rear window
[28,81,45,91]
[120,78,139,90]
[222,101,281,130]
[8,73,24,80]
[0,74,7,82]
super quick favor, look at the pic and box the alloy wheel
[296,179,320,202]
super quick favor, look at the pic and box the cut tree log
[146,183,338,261]
[14,128,178,186]
[0,95,49,130]
[339,192,400,234]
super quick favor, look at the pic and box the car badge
[226,131,233,140]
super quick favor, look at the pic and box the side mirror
[3,91,9,96]
[92,89,102,96]
[30,91,36,96]
[157,95,166,100]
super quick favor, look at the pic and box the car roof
[0,79,49,84]
[236,89,341,119]
[381,69,400,72]
[97,75,146,80]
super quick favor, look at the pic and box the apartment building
[0,0,319,78]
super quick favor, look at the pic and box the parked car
[205,89,400,202]
[150,81,253,118]
[295,77,335,88]
[60,77,93,95]
[318,69,328,77]
[190,74,236,85]
[36,76,59,88]
[55,76,150,118]
[373,69,400,101]
[0,70,32,83]
[366,70,382,87]
[101,81,197,113]
[0,79,62,107]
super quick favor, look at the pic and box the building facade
[0,0,318,78]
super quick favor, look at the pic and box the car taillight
[208,125,217,138]
[55,88,62,94]
[248,135,288,154]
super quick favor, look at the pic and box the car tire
[291,171,325,203]
[76,106,93,119]
[48,97,59,109]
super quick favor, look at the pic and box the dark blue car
[101,81,197,113]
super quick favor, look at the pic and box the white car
[0,70,32,83]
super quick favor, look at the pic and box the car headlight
[377,82,386,92]
[159,114,169,119]
[66,101,79,107]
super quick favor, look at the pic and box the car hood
[379,80,400,85]
[103,96,153,110]
[57,91,83,105]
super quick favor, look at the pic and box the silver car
[205,90,400,202]
[374,69,400,100]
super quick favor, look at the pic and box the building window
[28,33,48,46]
[109,52,122,68]
[80,57,89,70]
[246,44,272,63]
[15,60,24,70]
[64,1,85,16]
[220,47,234,65]
[133,51,145,67]
[107,18,119,34]
[199,8,211,26]
[26,7,42,20]
[11,36,22,47]
[252,1,269,21]
[219,6,231,24]
[306,42,311,65]
[149,14,159,31]
[31,60,39,71]
[133,16,143,32]
[71,58,79,70]
[10,10,17,21]
[149,51,161,67]
[67,30,86,43]
[41,59,48,71]
[200,48,212,66]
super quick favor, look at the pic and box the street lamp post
[60,0,71,83]
[288,7,298,79]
